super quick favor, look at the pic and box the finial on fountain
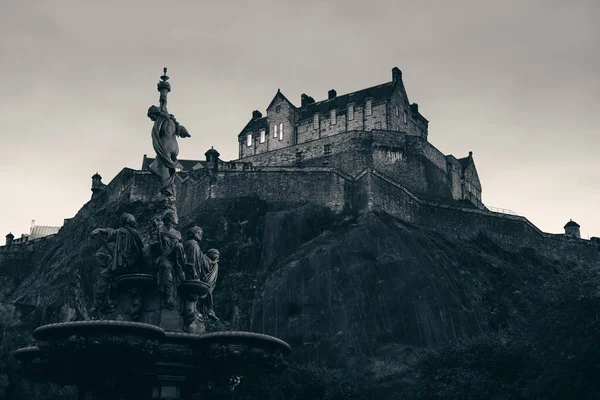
[157,66,171,95]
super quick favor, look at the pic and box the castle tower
[5,232,14,246]
[205,147,220,171]
[91,173,106,199]
[564,219,581,238]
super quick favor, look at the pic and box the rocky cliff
[1,192,598,399]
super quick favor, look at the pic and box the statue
[147,67,191,198]
[182,226,220,321]
[90,213,143,315]
[152,209,186,309]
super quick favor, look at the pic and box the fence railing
[486,206,517,216]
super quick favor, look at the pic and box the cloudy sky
[1,0,598,239]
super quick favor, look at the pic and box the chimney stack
[301,94,315,108]
[301,94,309,108]
[252,110,262,119]
[392,67,402,84]
[410,103,419,114]
[328,89,337,100]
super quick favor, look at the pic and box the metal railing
[486,206,517,216]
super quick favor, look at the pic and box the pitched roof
[299,82,395,120]
[29,225,61,239]
[238,116,269,137]
[266,89,298,111]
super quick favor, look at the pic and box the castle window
[366,99,372,116]
[324,144,331,156]
[313,114,319,129]
[276,105,281,113]
[330,110,337,125]
[348,104,354,121]
[403,111,407,124]
[273,124,278,138]
[279,123,283,140]
[395,106,399,117]
[246,134,252,147]
[296,151,303,164]
[260,130,265,143]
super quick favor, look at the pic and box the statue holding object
[182,226,220,323]
[90,213,144,316]
[151,209,186,310]
[147,67,191,198]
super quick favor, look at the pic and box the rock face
[0,194,595,382]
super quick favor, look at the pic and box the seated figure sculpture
[90,213,144,315]
[151,209,186,310]
[182,226,220,321]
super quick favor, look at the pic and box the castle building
[237,67,483,209]
[5,220,61,246]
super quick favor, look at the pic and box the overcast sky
[1,0,598,239]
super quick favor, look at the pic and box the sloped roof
[266,89,298,111]
[238,116,269,137]
[299,82,395,120]
[29,225,60,239]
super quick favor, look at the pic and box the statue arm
[159,94,168,115]
[90,228,116,241]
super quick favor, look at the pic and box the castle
[145,67,483,210]
[3,67,597,258]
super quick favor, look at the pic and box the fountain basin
[116,273,157,291]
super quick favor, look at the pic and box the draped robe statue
[147,68,190,198]
[152,210,186,309]
[90,213,143,314]
[183,226,220,321]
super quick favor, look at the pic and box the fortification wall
[83,165,597,265]
[368,171,599,264]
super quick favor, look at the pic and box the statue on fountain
[183,226,220,322]
[151,209,186,310]
[147,67,191,199]
[90,213,144,315]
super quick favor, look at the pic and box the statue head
[187,226,203,241]
[147,105,161,121]
[120,213,137,228]
[162,210,178,227]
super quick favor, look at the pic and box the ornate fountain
[13,69,291,399]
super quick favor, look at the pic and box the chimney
[5,232,14,246]
[410,103,419,114]
[564,219,581,239]
[205,146,220,171]
[301,94,309,108]
[328,89,337,100]
[252,110,262,119]
[31,219,35,229]
[392,67,402,84]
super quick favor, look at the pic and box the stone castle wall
[87,164,599,264]
[6,162,593,265]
